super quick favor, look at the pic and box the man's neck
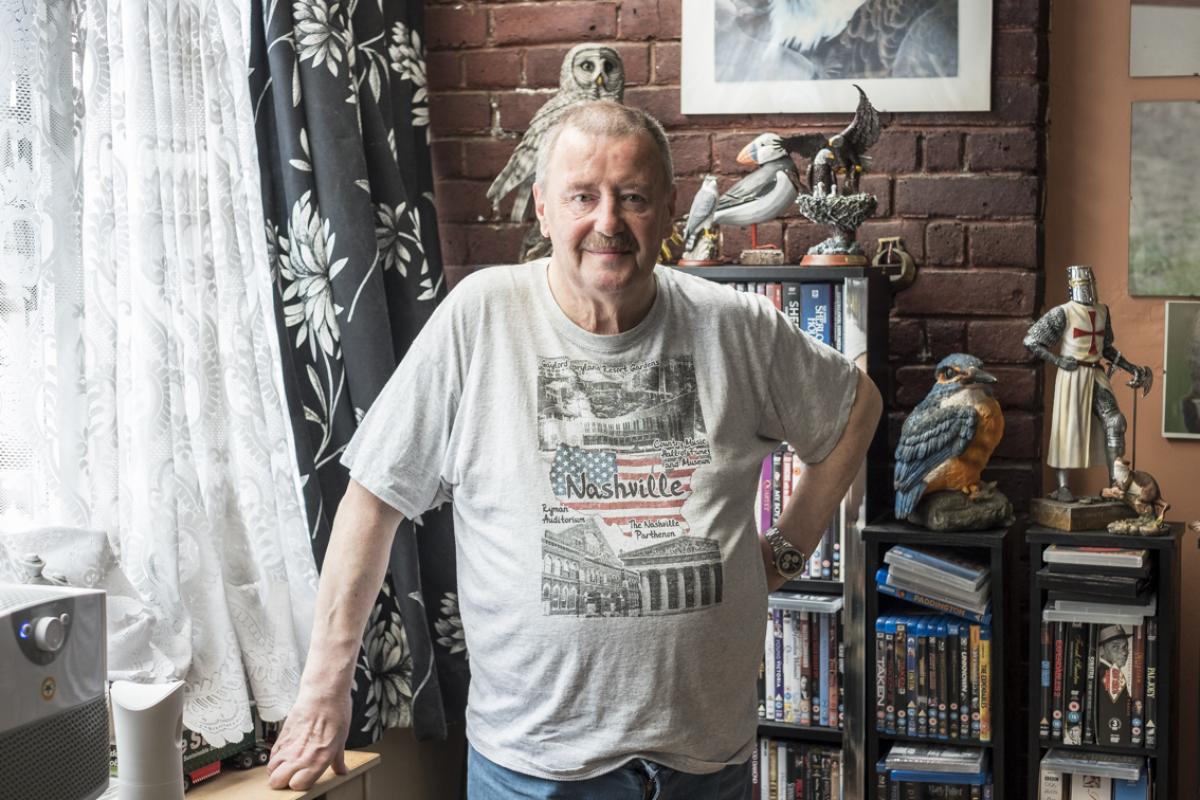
[546,264,657,335]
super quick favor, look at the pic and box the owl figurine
[893,354,1005,522]
[486,44,626,223]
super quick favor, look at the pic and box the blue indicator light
[18,622,31,639]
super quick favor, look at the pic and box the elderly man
[267,101,881,798]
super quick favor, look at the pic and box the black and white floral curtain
[248,0,468,745]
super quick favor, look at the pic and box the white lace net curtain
[0,0,318,744]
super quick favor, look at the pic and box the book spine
[948,620,961,739]
[801,283,833,345]
[831,517,841,581]
[1038,769,1064,800]
[828,610,840,729]
[958,622,969,739]
[785,741,795,800]
[894,618,907,736]
[928,620,940,738]
[979,625,991,743]
[1051,620,1064,742]
[809,608,821,726]
[1083,623,1097,745]
[760,738,770,800]
[768,738,778,800]
[818,613,830,727]
[887,545,985,584]
[836,616,845,729]
[760,456,773,533]
[751,735,759,792]
[769,282,783,312]
[783,283,802,329]
[875,573,991,623]
[783,610,795,723]
[832,281,844,353]
[1065,621,1084,745]
[917,620,929,738]
[883,618,892,734]
[773,608,784,721]
[758,617,767,719]
[775,740,786,800]
[799,612,812,726]
[937,620,949,739]
[907,618,919,737]
[1145,617,1157,748]
[781,448,793,514]
[772,449,783,527]
[1131,622,1145,747]
[969,624,981,740]
[820,521,833,580]
[1039,616,1051,740]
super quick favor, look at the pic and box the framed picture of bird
[680,0,993,114]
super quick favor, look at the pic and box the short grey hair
[534,100,674,190]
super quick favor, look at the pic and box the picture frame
[681,0,993,114]
[1162,301,1200,439]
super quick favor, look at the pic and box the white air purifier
[0,582,108,800]
[111,680,186,800]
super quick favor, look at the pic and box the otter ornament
[1102,457,1170,535]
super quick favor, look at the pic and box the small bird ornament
[893,354,1005,521]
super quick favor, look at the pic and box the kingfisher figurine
[893,354,1009,529]
[1024,265,1153,504]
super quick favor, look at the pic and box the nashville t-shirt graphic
[537,355,724,618]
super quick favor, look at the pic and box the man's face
[534,127,676,302]
[1102,637,1130,666]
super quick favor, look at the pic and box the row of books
[753,739,842,800]
[757,443,841,582]
[1037,751,1150,799]
[1038,614,1158,748]
[759,594,844,729]
[731,281,845,349]
[874,615,992,742]
[876,744,992,799]
[878,546,992,623]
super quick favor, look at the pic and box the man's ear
[533,182,550,238]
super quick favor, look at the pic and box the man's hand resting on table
[266,689,352,790]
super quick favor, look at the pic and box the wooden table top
[102,750,380,800]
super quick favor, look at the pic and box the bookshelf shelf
[1025,523,1182,799]
[864,520,1025,800]
[759,721,845,745]
[876,731,994,749]
[679,266,892,799]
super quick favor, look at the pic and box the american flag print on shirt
[550,444,695,536]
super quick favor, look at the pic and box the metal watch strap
[763,526,806,578]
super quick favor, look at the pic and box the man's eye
[570,194,593,205]
[623,194,647,206]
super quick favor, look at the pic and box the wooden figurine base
[800,253,869,267]
[1028,497,1135,532]
[675,258,726,267]
[737,247,785,266]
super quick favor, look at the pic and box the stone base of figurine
[906,485,1014,532]
[1106,515,1171,536]
[738,247,785,266]
[1029,497,1135,532]
[799,253,869,267]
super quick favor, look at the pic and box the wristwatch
[763,526,806,580]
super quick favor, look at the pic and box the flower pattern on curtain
[0,0,320,745]
[249,0,468,744]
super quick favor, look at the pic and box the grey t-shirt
[342,260,859,780]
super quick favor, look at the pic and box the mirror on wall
[1130,1,1200,77]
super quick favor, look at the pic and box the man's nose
[593,194,625,236]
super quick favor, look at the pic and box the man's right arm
[266,479,405,791]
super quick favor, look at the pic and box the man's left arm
[759,368,883,591]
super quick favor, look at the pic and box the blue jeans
[467,744,752,800]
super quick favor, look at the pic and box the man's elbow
[856,370,883,430]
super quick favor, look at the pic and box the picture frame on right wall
[1163,301,1200,439]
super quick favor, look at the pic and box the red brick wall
[425,0,1050,509]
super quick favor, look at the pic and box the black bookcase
[863,520,1027,800]
[1024,524,1182,799]
[677,265,891,798]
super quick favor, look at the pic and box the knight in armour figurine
[1024,266,1153,502]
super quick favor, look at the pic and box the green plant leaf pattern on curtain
[249,0,467,745]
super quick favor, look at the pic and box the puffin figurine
[712,133,804,249]
[893,353,1005,521]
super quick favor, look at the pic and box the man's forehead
[547,128,666,189]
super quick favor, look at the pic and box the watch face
[778,548,804,576]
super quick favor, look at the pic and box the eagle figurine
[827,84,881,194]
[893,354,1005,521]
